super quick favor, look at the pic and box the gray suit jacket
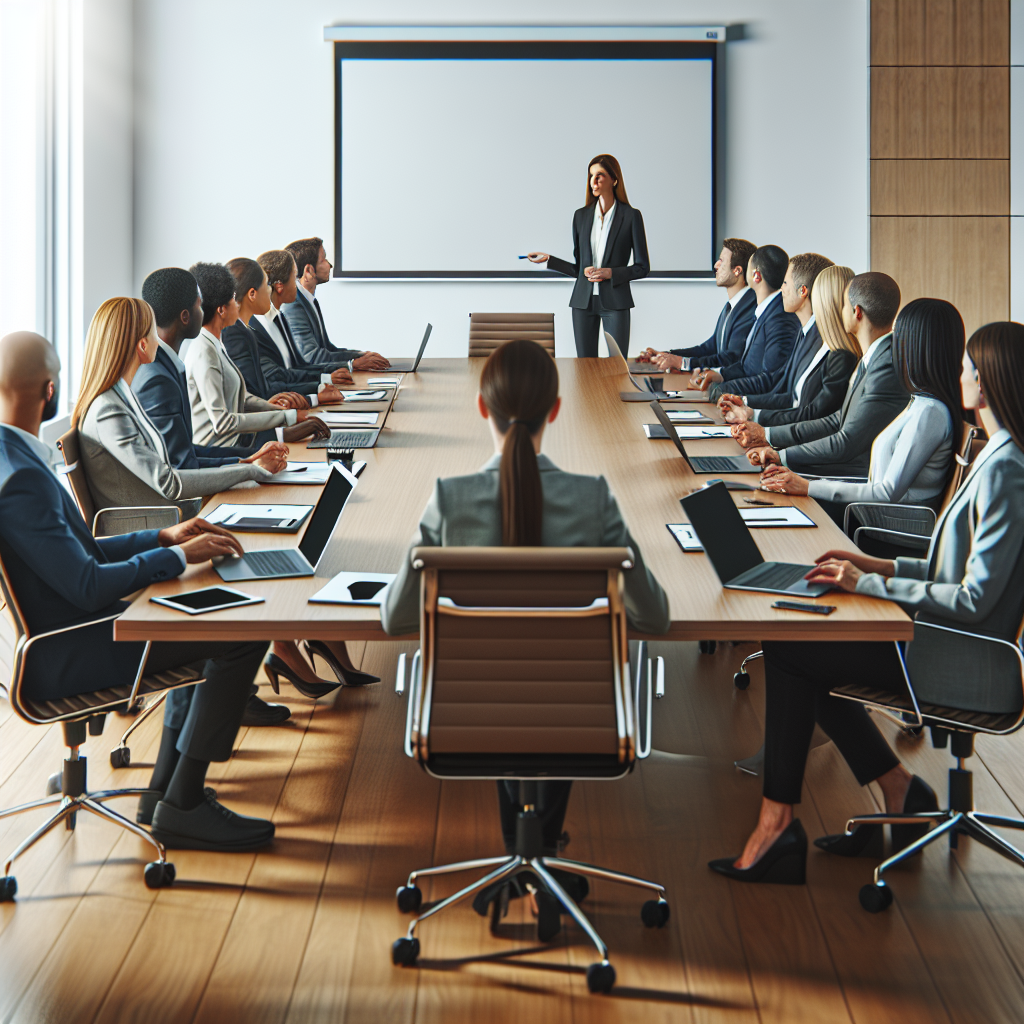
[280,287,362,365]
[380,453,671,636]
[79,384,270,519]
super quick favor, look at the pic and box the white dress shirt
[259,306,293,368]
[751,313,819,423]
[590,201,616,295]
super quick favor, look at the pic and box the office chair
[391,546,669,994]
[827,611,1024,913]
[0,549,206,901]
[468,313,555,357]
[56,426,181,768]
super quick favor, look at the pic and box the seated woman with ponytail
[381,339,669,935]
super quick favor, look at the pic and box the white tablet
[150,586,265,615]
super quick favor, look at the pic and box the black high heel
[814,824,884,858]
[263,653,340,700]
[891,775,939,853]
[709,819,807,885]
[304,640,380,687]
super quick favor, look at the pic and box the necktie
[716,302,731,350]
[312,296,330,348]
[277,312,304,367]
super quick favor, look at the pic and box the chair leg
[2,800,75,875]
[531,858,609,963]
[80,798,168,863]
[846,810,951,832]
[406,855,510,888]
[87,787,153,803]
[113,693,167,754]
[873,812,962,884]
[407,856,522,938]
[541,856,666,898]
[0,793,65,822]
[972,813,1024,832]
[962,816,1024,869]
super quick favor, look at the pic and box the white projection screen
[334,42,716,278]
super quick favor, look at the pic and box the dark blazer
[222,320,322,402]
[248,316,344,392]
[0,426,183,700]
[736,321,821,409]
[547,202,650,310]
[717,292,800,391]
[672,288,756,365]
[132,345,254,469]
[769,333,909,476]
[755,348,859,427]
[280,288,362,364]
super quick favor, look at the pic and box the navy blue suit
[716,292,800,394]
[132,346,254,469]
[744,322,822,406]
[672,288,756,366]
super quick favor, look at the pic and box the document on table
[667,523,704,551]
[316,411,380,426]
[309,571,397,605]
[665,409,712,422]
[337,389,387,401]
[366,377,400,388]
[643,424,732,439]
[668,507,815,552]
[267,461,333,485]
[205,503,314,532]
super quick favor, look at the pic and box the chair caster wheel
[698,640,716,654]
[859,882,893,913]
[391,936,420,966]
[733,671,750,690]
[641,899,670,928]
[144,861,175,889]
[45,771,62,797]
[0,876,16,902]
[110,746,131,769]
[586,960,616,994]
[396,885,422,913]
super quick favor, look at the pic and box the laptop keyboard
[739,562,811,590]
[243,549,309,575]
[307,430,376,449]
[694,455,747,472]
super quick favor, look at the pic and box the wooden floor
[2,638,1024,1023]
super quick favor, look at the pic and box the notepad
[268,462,333,485]
[665,409,710,422]
[667,523,704,551]
[644,424,732,440]
[309,571,397,605]
[205,503,314,533]
[317,411,379,426]
[337,389,387,402]
[367,377,400,387]
[738,506,816,528]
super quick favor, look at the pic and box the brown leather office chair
[391,546,668,994]
[468,313,555,357]
[0,548,205,902]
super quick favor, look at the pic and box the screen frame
[332,39,717,280]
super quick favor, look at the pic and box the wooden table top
[116,358,913,643]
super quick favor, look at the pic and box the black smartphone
[771,600,836,615]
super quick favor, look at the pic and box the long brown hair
[584,154,629,207]
[479,340,559,546]
[967,322,1024,451]
[72,298,154,426]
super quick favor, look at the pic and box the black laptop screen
[298,465,354,566]
[410,323,432,368]
[679,482,763,584]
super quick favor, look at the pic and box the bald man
[0,332,276,853]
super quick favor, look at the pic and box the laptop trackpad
[786,577,831,598]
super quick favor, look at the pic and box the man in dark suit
[688,244,799,395]
[280,237,390,370]
[744,272,909,477]
[638,238,758,372]
[0,331,276,851]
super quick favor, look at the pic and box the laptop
[605,332,708,403]
[215,462,358,581]
[680,482,831,597]
[385,323,432,373]
[306,427,381,450]
[650,401,759,474]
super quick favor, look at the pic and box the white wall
[132,0,869,358]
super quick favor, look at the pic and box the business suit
[743,321,822,405]
[248,315,341,393]
[714,292,800,393]
[222,320,319,401]
[0,425,263,763]
[766,333,909,477]
[546,202,650,357]
[672,287,757,366]
[78,384,270,521]
[132,343,257,469]
[760,429,1024,804]
[751,348,858,428]
[281,287,362,365]
[381,452,670,853]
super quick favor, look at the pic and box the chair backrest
[938,422,983,511]
[468,313,555,358]
[408,546,635,779]
[56,426,97,527]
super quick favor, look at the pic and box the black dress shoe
[892,775,939,852]
[263,652,339,700]
[241,693,291,727]
[814,823,884,858]
[709,819,807,884]
[304,641,380,687]
[138,786,217,826]
[150,791,274,851]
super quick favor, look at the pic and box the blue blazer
[280,288,362,365]
[672,288,757,365]
[0,426,183,700]
[132,346,253,468]
[718,293,800,391]
[742,322,822,405]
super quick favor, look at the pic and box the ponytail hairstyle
[966,321,1024,451]
[479,339,559,546]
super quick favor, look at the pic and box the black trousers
[762,640,902,805]
[146,640,268,763]
[498,781,573,856]
[572,295,631,358]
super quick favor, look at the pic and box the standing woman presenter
[528,154,649,357]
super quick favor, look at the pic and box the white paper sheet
[309,571,397,605]
[267,462,332,485]
[316,411,380,426]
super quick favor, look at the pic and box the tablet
[150,586,265,615]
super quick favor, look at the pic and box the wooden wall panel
[870,159,1009,214]
[871,67,1009,157]
[871,0,1009,66]
[870,216,1009,335]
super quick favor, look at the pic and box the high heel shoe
[304,640,380,687]
[814,823,884,858]
[263,653,340,700]
[891,775,939,853]
[708,819,807,884]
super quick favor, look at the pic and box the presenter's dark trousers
[147,640,268,762]
[761,640,902,805]
[498,781,572,855]
[572,295,631,358]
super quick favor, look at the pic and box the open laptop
[680,482,831,597]
[650,401,759,474]
[386,323,432,373]
[605,332,708,402]
[306,426,381,450]
[215,462,358,581]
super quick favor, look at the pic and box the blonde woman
[74,298,288,523]
[719,265,860,446]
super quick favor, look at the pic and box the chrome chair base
[110,691,168,768]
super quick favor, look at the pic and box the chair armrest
[92,505,181,538]
[845,502,936,537]
[852,526,930,555]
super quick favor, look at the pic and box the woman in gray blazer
[381,338,669,936]
[73,297,288,522]
[710,322,1024,887]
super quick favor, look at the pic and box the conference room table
[115,358,913,645]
